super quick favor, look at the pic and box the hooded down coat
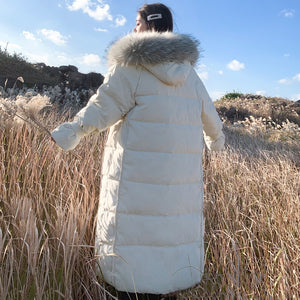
[52,31,225,294]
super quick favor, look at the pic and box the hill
[0,47,104,91]
[214,93,300,149]
[215,92,300,126]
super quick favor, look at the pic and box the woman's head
[134,3,173,33]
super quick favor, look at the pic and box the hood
[143,61,192,86]
[106,31,200,85]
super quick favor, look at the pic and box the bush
[221,91,244,100]
[215,94,300,126]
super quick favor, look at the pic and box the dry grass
[0,96,299,299]
[184,129,300,299]
[215,94,300,126]
[0,110,111,299]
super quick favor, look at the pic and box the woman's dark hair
[138,3,173,32]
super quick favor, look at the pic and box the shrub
[221,91,244,100]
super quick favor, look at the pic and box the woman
[52,3,225,299]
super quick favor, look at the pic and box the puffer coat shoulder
[52,31,224,294]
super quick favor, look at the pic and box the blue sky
[0,0,299,101]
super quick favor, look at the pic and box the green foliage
[222,91,244,100]
[0,45,27,63]
[0,46,58,88]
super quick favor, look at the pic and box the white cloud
[82,53,101,65]
[115,15,127,27]
[227,59,245,71]
[278,78,290,84]
[291,94,300,101]
[68,0,89,10]
[292,73,300,81]
[0,41,22,51]
[196,64,208,81]
[67,0,112,21]
[198,63,206,69]
[57,53,74,65]
[278,73,300,84]
[39,29,68,46]
[89,4,112,21]
[280,9,295,18]
[26,53,49,64]
[255,90,266,96]
[284,53,290,57]
[22,31,36,41]
[218,70,223,75]
[95,27,108,32]
[210,91,225,101]
[198,71,208,81]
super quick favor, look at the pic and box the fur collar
[107,31,200,67]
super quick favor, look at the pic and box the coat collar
[107,31,200,67]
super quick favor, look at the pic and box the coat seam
[133,67,142,100]
[126,119,203,126]
[104,144,202,154]
[135,93,199,100]
[125,148,202,155]
[115,241,202,248]
[110,68,141,287]
[99,241,202,248]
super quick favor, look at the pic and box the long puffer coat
[52,31,225,294]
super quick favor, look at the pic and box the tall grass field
[0,92,299,299]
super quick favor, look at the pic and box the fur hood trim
[107,31,200,67]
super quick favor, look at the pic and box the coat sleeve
[196,78,225,151]
[51,65,138,151]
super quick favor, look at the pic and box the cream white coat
[52,32,224,294]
